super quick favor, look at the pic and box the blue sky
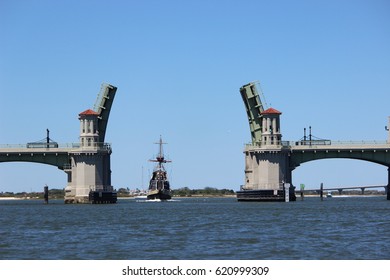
[0,0,389,192]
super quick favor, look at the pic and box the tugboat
[147,136,172,200]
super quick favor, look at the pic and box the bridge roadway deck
[0,143,111,169]
[289,141,390,168]
[290,141,390,152]
[246,141,390,167]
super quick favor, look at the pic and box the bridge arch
[0,151,71,170]
[292,158,388,190]
[0,162,67,192]
[289,147,390,169]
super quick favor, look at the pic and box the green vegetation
[117,188,130,196]
[172,187,235,197]
[0,187,235,199]
[0,188,64,199]
[115,187,236,197]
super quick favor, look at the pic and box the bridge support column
[361,188,365,195]
[237,147,296,202]
[64,150,116,204]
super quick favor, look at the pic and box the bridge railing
[292,140,388,146]
[245,141,290,149]
[246,140,389,149]
[0,143,112,151]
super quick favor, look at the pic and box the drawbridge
[238,82,390,201]
[0,83,118,203]
[94,83,117,143]
[239,82,266,145]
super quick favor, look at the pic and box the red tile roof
[261,107,282,115]
[79,109,99,116]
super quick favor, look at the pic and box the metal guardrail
[246,140,389,148]
[0,143,112,151]
[295,140,388,146]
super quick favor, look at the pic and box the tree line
[116,187,236,197]
[1,187,236,198]
[172,187,235,197]
[0,189,65,199]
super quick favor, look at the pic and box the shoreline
[119,194,237,199]
[109,194,388,200]
[1,194,386,201]
[0,197,32,200]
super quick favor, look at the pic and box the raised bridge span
[237,82,390,202]
[0,83,117,203]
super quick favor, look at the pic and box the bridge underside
[0,150,71,169]
[290,146,390,200]
[289,146,390,169]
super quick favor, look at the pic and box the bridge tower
[237,82,295,201]
[79,109,99,148]
[260,108,282,145]
[64,83,117,203]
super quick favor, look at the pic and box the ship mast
[149,135,171,170]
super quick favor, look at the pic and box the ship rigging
[147,136,172,200]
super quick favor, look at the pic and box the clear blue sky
[0,0,389,193]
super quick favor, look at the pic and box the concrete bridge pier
[64,105,116,204]
[64,149,113,203]
[238,147,296,201]
[361,188,365,195]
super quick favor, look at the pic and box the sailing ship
[147,136,172,200]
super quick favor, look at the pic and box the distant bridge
[296,185,387,196]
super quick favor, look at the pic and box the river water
[0,196,389,260]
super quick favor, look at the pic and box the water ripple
[0,197,389,259]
